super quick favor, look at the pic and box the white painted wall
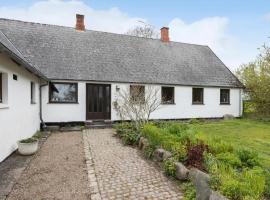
[42,81,242,122]
[0,53,40,162]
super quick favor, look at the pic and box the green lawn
[195,119,270,168]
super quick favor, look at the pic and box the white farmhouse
[0,15,243,162]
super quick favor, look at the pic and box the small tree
[113,85,161,131]
[126,22,159,39]
[236,44,270,116]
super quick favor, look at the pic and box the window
[161,87,174,104]
[130,85,145,103]
[192,88,204,104]
[49,82,78,103]
[0,73,2,103]
[30,82,36,104]
[220,89,230,104]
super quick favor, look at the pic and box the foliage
[113,85,161,132]
[142,123,196,162]
[114,122,140,145]
[186,141,208,170]
[117,120,269,200]
[216,152,242,168]
[235,148,260,168]
[19,137,38,143]
[216,166,266,200]
[163,157,177,177]
[236,44,270,116]
[143,144,155,159]
[194,119,270,167]
[182,182,196,200]
[264,171,270,198]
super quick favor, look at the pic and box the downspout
[39,81,48,130]
[239,89,242,117]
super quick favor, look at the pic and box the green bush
[182,182,196,200]
[165,123,189,135]
[206,138,234,154]
[141,122,267,200]
[163,157,177,177]
[114,122,140,145]
[216,152,242,168]
[236,148,260,168]
[142,124,189,161]
[143,144,155,159]
[264,171,270,198]
[214,165,266,200]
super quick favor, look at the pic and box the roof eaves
[205,46,245,88]
[0,31,49,81]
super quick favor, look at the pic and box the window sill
[192,103,204,105]
[220,103,231,105]
[48,102,79,104]
[0,104,9,109]
[161,103,176,105]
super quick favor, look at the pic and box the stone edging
[139,137,228,200]
[82,130,102,200]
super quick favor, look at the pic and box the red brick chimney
[76,14,85,31]
[161,27,169,42]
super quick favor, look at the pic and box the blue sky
[0,0,270,70]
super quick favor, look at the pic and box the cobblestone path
[83,129,183,200]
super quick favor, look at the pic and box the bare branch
[113,85,161,131]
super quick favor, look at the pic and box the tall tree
[236,44,270,116]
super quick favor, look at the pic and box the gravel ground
[7,131,89,200]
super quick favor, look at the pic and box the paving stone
[83,129,183,200]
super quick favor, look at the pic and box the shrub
[241,167,266,199]
[216,152,242,168]
[163,157,177,177]
[114,122,140,145]
[186,141,208,170]
[264,170,270,198]
[165,123,189,135]
[207,138,234,154]
[182,182,196,200]
[214,165,266,200]
[236,148,260,168]
[143,144,155,159]
[204,152,219,173]
[220,178,243,200]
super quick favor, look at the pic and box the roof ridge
[0,18,208,48]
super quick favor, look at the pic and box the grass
[195,119,270,168]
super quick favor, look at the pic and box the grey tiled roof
[0,30,47,79]
[0,18,242,87]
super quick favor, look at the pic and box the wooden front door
[86,84,111,120]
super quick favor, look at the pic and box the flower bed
[114,121,270,200]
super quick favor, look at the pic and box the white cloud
[0,0,253,70]
[0,0,144,33]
